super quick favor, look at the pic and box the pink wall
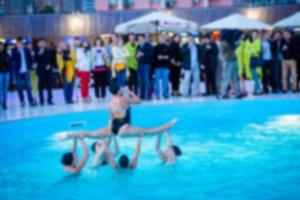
[96,0,109,11]
[131,0,151,9]
[176,0,193,8]
[210,0,234,7]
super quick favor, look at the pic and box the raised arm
[165,131,173,148]
[123,87,141,104]
[155,133,167,162]
[74,137,89,173]
[71,138,78,154]
[112,137,120,156]
[129,136,142,169]
[104,142,118,169]
[91,144,105,168]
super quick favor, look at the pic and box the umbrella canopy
[201,13,272,30]
[115,11,198,34]
[273,12,300,28]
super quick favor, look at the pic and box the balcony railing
[234,0,298,6]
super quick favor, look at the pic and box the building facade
[96,0,300,11]
[0,0,299,14]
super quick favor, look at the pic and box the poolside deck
[1,81,299,123]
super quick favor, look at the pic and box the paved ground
[0,81,299,123]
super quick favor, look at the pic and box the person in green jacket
[125,34,138,94]
[249,30,263,95]
[235,35,247,95]
[235,33,253,96]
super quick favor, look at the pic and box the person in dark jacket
[153,35,171,99]
[11,37,36,107]
[36,39,54,105]
[136,34,153,100]
[0,42,11,109]
[169,35,182,96]
[201,33,219,95]
[281,30,297,93]
[261,31,273,94]
[271,31,283,93]
[295,34,300,92]
[180,34,201,97]
[219,30,243,99]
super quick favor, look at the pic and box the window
[124,0,134,6]
[109,0,118,5]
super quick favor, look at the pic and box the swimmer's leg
[118,119,178,137]
[61,127,113,140]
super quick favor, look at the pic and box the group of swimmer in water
[58,81,181,173]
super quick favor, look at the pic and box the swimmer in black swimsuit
[57,82,177,141]
[105,135,143,169]
[91,138,119,168]
[155,131,182,164]
[61,136,89,174]
[108,82,178,137]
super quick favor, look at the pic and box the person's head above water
[118,154,130,168]
[172,145,182,157]
[109,80,121,96]
[91,141,105,153]
[61,152,75,166]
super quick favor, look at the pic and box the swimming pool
[1,99,300,200]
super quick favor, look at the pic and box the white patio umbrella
[115,11,198,34]
[273,12,300,28]
[201,13,272,30]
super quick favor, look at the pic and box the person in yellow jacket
[249,30,263,95]
[57,42,76,104]
[235,34,251,95]
[112,36,129,87]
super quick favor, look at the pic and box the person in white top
[112,36,129,87]
[76,40,93,103]
[92,37,108,101]
[262,31,273,94]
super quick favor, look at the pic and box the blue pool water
[1,99,300,200]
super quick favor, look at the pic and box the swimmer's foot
[160,118,178,132]
[167,118,178,129]
[52,132,68,141]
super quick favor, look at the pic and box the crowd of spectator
[0,29,299,110]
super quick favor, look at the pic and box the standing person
[180,34,201,97]
[92,37,108,101]
[153,34,171,99]
[76,40,93,103]
[36,39,54,106]
[236,33,249,96]
[219,30,243,99]
[57,42,76,104]
[296,34,300,92]
[261,31,273,94]
[271,31,283,93]
[112,36,129,87]
[11,37,36,107]
[169,35,182,96]
[27,42,38,101]
[281,30,297,93]
[105,36,114,82]
[0,42,10,109]
[136,34,153,100]
[125,34,138,94]
[249,30,263,95]
[201,33,219,96]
